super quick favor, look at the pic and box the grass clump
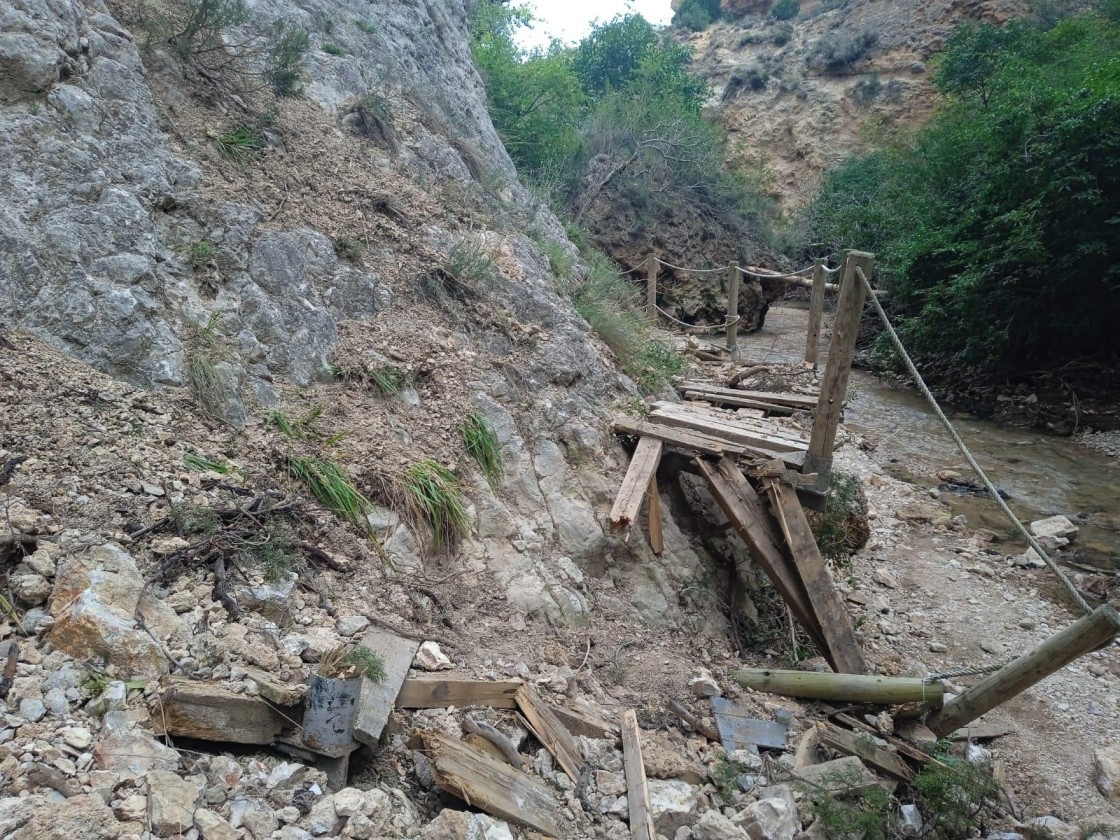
[187,311,237,422]
[346,93,398,153]
[539,237,574,279]
[168,502,221,537]
[184,451,232,474]
[404,460,470,550]
[368,365,406,397]
[345,645,386,682]
[808,471,863,561]
[771,0,800,20]
[626,340,686,395]
[318,644,387,681]
[461,413,502,487]
[446,238,496,288]
[321,41,345,56]
[240,522,299,582]
[333,234,363,262]
[354,19,377,35]
[288,456,373,533]
[214,125,264,161]
[188,238,217,271]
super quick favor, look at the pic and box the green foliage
[569,254,647,364]
[240,522,298,582]
[808,768,897,840]
[673,0,722,31]
[771,0,801,21]
[168,502,221,537]
[627,340,687,394]
[267,25,309,95]
[321,41,345,56]
[213,126,263,161]
[911,758,1002,840]
[354,19,377,35]
[367,364,406,397]
[806,28,878,73]
[333,235,363,262]
[267,409,295,438]
[404,460,470,550]
[288,456,373,533]
[539,237,575,279]
[346,645,386,682]
[188,238,217,270]
[167,0,250,64]
[446,238,496,287]
[461,413,502,487]
[184,451,232,474]
[711,755,749,799]
[809,471,860,561]
[187,311,236,421]
[347,93,398,153]
[805,11,1120,377]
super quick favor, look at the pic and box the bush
[267,25,309,95]
[346,94,398,153]
[770,22,795,45]
[729,62,770,94]
[673,0,718,31]
[771,0,800,21]
[321,41,344,56]
[806,28,878,73]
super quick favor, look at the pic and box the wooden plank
[242,667,307,706]
[805,259,827,366]
[819,723,915,782]
[551,700,620,740]
[949,721,1017,741]
[766,476,867,674]
[609,437,663,530]
[737,407,766,419]
[420,731,564,836]
[928,604,1120,736]
[613,417,742,457]
[734,668,942,705]
[649,406,806,453]
[793,724,821,769]
[683,383,818,409]
[353,629,421,748]
[683,390,796,415]
[153,678,290,744]
[396,678,522,710]
[651,401,809,445]
[803,251,873,490]
[516,685,583,783]
[694,457,826,653]
[726,265,741,358]
[828,710,936,766]
[621,709,656,840]
[647,474,664,555]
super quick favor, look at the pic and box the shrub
[346,93,398,153]
[187,311,236,421]
[729,62,770,94]
[404,460,470,550]
[240,522,299,582]
[288,455,373,533]
[912,758,1002,840]
[345,645,386,682]
[213,126,263,161]
[808,471,864,560]
[674,0,713,31]
[446,238,496,287]
[354,19,377,35]
[168,502,221,537]
[188,238,216,271]
[771,0,800,21]
[321,41,345,56]
[461,413,502,488]
[770,22,795,45]
[267,25,309,95]
[806,28,878,73]
[333,235,363,262]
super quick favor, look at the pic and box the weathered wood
[353,629,421,748]
[712,696,789,751]
[610,437,663,531]
[647,475,664,555]
[650,401,809,446]
[766,475,867,674]
[827,710,939,766]
[621,709,656,840]
[803,251,874,490]
[805,259,826,366]
[734,669,944,705]
[396,678,522,710]
[684,390,796,415]
[242,667,307,706]
[649,404,807,453]
[683,383,818,409]
[153,678,291,744]
[727,265,742,359]
[793,724,821,770]
[667,699,719,742]
[420,731,564,836]
[613,417,740,457]
[928,604,1120,736]
[517,685,583,783]
[464,714,522,769]
[552,700,620,740]
[694,457,826,654]
[818,723,915,782]
[646,254,658,318]
[949,721,1017,741]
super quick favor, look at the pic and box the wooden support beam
[419,731,564,836]
[682,383,818,410]
[152,678,291,744]
[647,475,664,555]
[734,668,944,706]
[805,258,826,367]
[609,437,663,530]
[650,401,809,446]
[684,390,796,414]
[819,723,915,782]
[803,251,874,491]
[765,474,867,674]
[516,685,583,783]
[727,265,742,360]
[646,254,658,319]
[396,678,523,710]
[621,709,656,840]
[694,457,826,655]
[613,417,741,457]
[649,405,807,454]
[928,604,1120,736]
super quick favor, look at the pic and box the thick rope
[856,266,1092,615]
[740,265,815,280]
[655,258,731,274]
[654,304,740,332]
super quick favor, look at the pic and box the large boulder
[0,794,118,840]
[1094,745,1120,805]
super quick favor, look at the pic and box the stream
[740,305,1120,568]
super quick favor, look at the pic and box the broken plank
[354,629,421,748]
[667,699,719,742]
[949,721,1017,741]
[610,436,663,530]
[683,383,818,409]
[828,710,941,767]
[649,406,806,452]
[818,723,915,782]
[420,731,564,836]
[152,677,291,744]
[647,474,664,555]
[651,401,809,445]
[765,475,867,674]
[516,684,583,783]
[241,667,308,706]
[613,417,742,457]
[711,696,789,751]
[684,390,796,414]
[694,457,826,654]
[396,678,522,710]
[734,669,943,705]
[551,700,620,740]
[621,709,656,840]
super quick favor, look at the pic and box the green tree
[771,0,801,21]
[571,14,660,95]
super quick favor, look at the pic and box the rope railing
[655,257,732,274]
[654,304,740,332]
[855,265,1092,615]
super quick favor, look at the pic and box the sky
[515,0,675,51]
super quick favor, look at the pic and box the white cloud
[515,0,675,51]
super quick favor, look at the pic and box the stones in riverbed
[1030,515,1079,541]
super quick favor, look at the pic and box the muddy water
[742,306,1120,566]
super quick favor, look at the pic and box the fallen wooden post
[395,678,523,709]
[152,678,293,744]
[928,604,1120,736]
[765,473,867,674]
[516,684,583,783]
[805,259,826,367]
[684,390,796,414]
[818,723,914,782]
[621,709,656,840]
[667,699,719,742]
[734,668,944,706]
[609,436,663,530]
[419,731,564,836]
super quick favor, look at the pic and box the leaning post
[726,265,742,361]
[802,250,873,492]
[804,258,826,366]
[645,254,658,319]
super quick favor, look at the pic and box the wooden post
[726,265,741,361]
[621,709,655,840]
[734,668,944,706]
[646,475,664,555]
[804,258,826,367]
[802,250,873,491]
[928,604,1120,736]
[645,254,658,319]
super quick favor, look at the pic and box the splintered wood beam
[152,678,291,744]
[613,417,741,457]
[734,669,944,706]
[805,259,826,366]
[610,437,663,531]
[420,731,564,836]
[765,472,868,674]
[819,723,915,782]
[621,709,656,840]
[682,383,818,409]
[649,406,807,453]
[647,475,664,555]
[353,629,421,748]
[694,457,826,655]
[928,604,1120,736]
[516,685,583,783]
[395,678,523,710]
[684,390,796,414]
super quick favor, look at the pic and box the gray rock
[194,807,240,840]
[648,780,700,837]
[146,769,202,835]
[694,811,751,840]
[734,784,799,840]
[336,615,370,636]
[18,697,46,722]
[1095,744,1120,804]
[1030,515,1079,541]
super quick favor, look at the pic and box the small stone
[194,807,239,840]
[1029,515,1079,541]
[596,770,626,797]
[25,547,57,577]
[147,769,201,835]
[900,804,923,836]
[1094,744,1120,804]
[688,671,721,698]
[331,787,366,817]
[872,569,899,589]
[336,616,370,637]
[1089,663,1107,677]
[114,794,148,822]
[733,784,799,840]
[929,642,947,653]
[60,726,93,750]
[694,811,750,840]
[847,591,871,606]
[10,571,51,605]
[1018,618,1036,630]
[94,732,180,776]
[413,641,452,671]
[18,697,46,722]
[980,639,1007,655]
[305,797,339,836]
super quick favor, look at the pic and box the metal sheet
[711,696,789,752]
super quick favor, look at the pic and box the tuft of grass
[354,19,377,35]
[368,364,406,397]
[321,41,345,56]
[267,409,295,438]
[240,522,298,583]
[461,413,502,488]
[187,311,236,421]
[288,456,372,533]
[333,234,363,262]
[404,459,470,550]
[347,93,398,153]
[188,238,217,271]
[808,471,862,561]
[168,502,221,537]
[213,125,263,161]
[540,238,574,279]
[184,451,232,474]
[711,755,747,800]
[346,645,386,682]
[446,238,496,287]
[626,340,686,395]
